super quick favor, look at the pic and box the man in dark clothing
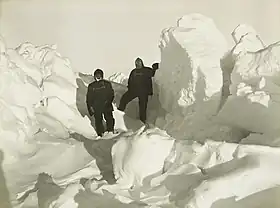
[118,58,159,123]
[86,69,115,137]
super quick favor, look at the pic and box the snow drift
[0,34,173,207]
[55,15,280,208]
[154,13,239,141]
[2,38,96,141]
[217,25,280,136]
[27,139,280,208]
[111,126,175,188]
[0,36,100,205]
[157,13,227,107]
[2,13,280,208]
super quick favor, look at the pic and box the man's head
[93,69,104,81]
[152,63,159,70]
[135,57,144,69]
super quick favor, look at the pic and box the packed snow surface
[1,13,280,208]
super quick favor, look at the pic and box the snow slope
[0,34,173,207]
[1,13,280,208]
[0,36,100,206]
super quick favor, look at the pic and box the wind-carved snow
[0,39,95,141]
[217,25,280,135]
[111,126,175,188]
[154,13,238,142]
[32,138,280,208]
[0,36,99,204]
[0,40,42,165]
[2,14,280,208]
[54,15,280,208]
[161,140,280,208]
[157,13,227,107]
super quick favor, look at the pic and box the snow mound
[217,27,280,134]
[112,106,143,131]
[155,140,280,208]
[154,13,229,140]
[157,13,227,107]
[0,36,99,203]
[3,14,280,208]
[0,37,96,144]
[111,126,175,188]
[17,127,175,208]
[36,97,95,139]
[47,139,280,208]
[0,39,41,164]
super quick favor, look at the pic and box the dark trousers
[118,91,148,123]
[93,109,115,136]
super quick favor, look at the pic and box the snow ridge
[2,13,280,208]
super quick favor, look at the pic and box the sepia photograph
[0,0,280,207]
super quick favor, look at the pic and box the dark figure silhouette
[118,58,159,123]
[86,69,115,137]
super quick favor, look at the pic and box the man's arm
[107,81,115,103]
[86,84,94,116]
[151,68,156,77]
[145,67,156,77]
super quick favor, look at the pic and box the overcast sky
[0,0,279,76]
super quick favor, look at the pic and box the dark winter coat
[86,79,114,115]
[127,67,156,96]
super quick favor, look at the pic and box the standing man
[118,58,159,124]
[86,69,115,137]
